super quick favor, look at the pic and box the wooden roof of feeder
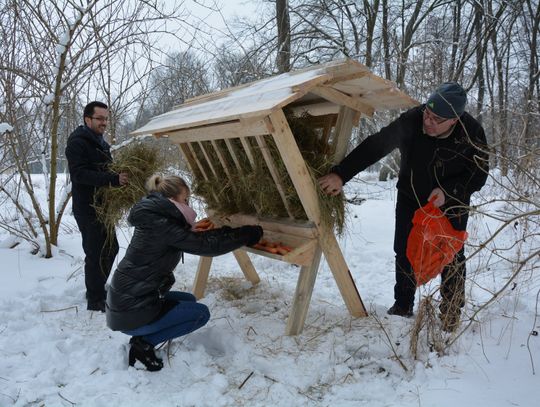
[131,59,418,139]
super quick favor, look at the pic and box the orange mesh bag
[406,199,468,286]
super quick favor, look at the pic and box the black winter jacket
[65,125,120,217]
[106,193,262,331]
[332,106,489,207]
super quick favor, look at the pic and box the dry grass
[191,111,346,234]
[94,141,166,242]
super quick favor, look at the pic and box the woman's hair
[145,173,189,198]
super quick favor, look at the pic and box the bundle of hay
[191,110,346,234]
[94,141,166,241]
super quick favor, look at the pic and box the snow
[0,122,13,133]
[0,173,538,406]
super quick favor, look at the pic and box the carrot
[276,247,289,255]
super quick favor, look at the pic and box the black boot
[387,302,414,317]
[128,336,163,372]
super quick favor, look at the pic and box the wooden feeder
[131,59,417,335]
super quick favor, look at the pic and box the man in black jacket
[65,101,128,312]
[319,83,489,332]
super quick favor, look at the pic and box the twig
[58,392,76,405]
[40,306,78,313]
[526,287,539,375]
[238,371,254,390]
[371,312,409,372]
[90,367,99,375]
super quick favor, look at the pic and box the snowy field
[0,172,538,407]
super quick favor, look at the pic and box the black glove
[241,225,263,246]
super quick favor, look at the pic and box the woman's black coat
[106,193,261,331]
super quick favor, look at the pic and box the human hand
[242,225,263,246]
[318,173,343,196]
[428,188,445,207]
[118,172,129,186]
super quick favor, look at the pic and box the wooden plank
[186,143,210,180]
[332,106,355,163]
[286,245,323,335]
[163,119,269,144]
[233,249,260,285]
[177,142,201,179]
[211,140,233,178]
[224,139,244,172]
[198,141,218,178]
[254,135,295,219]
[310,86,375,117]
[242,238,317,267]
[193,256,213,299]
[267,109,367,317]
[209,212,318,239]
[239,137,256,168]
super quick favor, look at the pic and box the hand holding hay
[94,142,166,241]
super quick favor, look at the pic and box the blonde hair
[145,173,189,198]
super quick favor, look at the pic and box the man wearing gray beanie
[319,82,489,332]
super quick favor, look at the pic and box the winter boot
[387,302,414,318]
[128,336,163,372]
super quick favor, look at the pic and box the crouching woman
[106,173,263,371]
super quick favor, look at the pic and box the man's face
[84,107,109,135]
[422,107,457,137]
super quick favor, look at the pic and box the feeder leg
[286,245,323,335]
[233,249,260,285]
[319,231,367,317]
[193,256,213,299]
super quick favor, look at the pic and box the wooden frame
[133,59,418,335]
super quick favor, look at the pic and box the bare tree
[0,0,193,257]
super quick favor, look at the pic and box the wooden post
[286,245,322,335]
[193,256,213,299]
[233,250,260,285]
[267,109,367,317]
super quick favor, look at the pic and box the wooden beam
[193,256,213,299]
[233,250,260,285]
[267,109,367,317]
[286,245,322,335]
[197,141,218,178]
[254,135,295,219]
[310,86,375,117]
[164,118,268,144]
[332,106,355,163]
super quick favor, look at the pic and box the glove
[241,225,263,246]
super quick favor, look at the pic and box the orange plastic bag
[406,200,468,286]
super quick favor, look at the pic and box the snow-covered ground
[0,173,538,406]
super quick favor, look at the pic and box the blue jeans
[123,291,210,346]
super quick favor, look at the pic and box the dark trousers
[393,193,469,310]
[123,291,210,346]
[74,214,119,303]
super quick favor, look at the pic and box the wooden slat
[310,86,375,117]
[224,139,244,173]
[209,212,318,239]
[233,250,260,285]
[178,142,202,179]
[332,106,355,163]
[239,137,256,168]
[286,245,323,335]
[267,109,367,317]
[198,141,218,178]
[186,143,210,180]
[163,119,269,144]
[193,256,213,299]
[254,135,295,219]
[210,140,233,178]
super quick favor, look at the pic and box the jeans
[123,291,210,346]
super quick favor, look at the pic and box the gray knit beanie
[426,82,467,119]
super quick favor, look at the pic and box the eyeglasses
[422,107,448,125]
[90,116,109,122]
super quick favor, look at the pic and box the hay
[94,141,166,242]
[190,110,346,234]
